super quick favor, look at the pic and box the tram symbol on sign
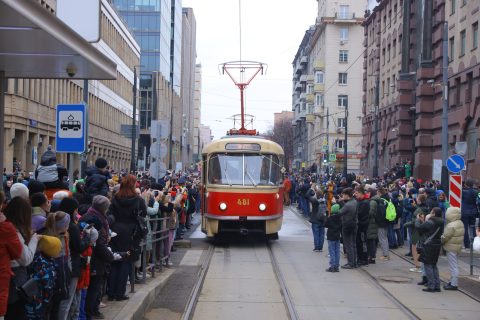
[58,111,83,139]
[60,114,81,131]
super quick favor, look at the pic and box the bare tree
[262,120,294,171]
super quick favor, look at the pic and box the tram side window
[208,156,222,184]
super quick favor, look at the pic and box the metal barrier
[130,215,171,293]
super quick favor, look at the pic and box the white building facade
[292,0,367,174]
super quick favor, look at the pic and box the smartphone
[152,190,160,197]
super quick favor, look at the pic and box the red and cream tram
[200,136,285,239]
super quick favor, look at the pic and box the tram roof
[202,135,284,156]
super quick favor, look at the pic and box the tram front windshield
[208,154,281,186]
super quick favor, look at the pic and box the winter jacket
[68,221,90,278]
[441,207,465,253]
[356,198,370,230]
[417,216,444,265]
[462,187,479,216]
[325,214,342,241]
[309,197,327,225]
[425,188,439,211]
[405,203,428,245]
[79,207,113,276]
[367,196,380,239]
[108,196,147,254]
[0,221,22,316]
[339,198,357,233]
[11,230,39,268]
[84,167,111,201]
[35,164,68,189]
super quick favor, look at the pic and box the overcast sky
[182,0,318,139]
[182,1,377,139]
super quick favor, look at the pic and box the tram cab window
[208,154,281,186]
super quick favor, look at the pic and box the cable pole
[343,104,348,178]
[373,75,380,178]
[441,21,449,194]
[130,66,137,173]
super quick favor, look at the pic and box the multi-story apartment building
[112,0,191,171]
[362,0,480,181]
[2,0,140,173]
[293,0,367,174]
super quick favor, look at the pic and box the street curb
[112,268,175,320]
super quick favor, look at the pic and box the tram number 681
[237,199,250,206]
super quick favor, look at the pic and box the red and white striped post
[449,175,462,208]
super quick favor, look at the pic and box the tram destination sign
[225,143,261,151]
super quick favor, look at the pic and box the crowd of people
[284,166,480,292]
[1,148,200,320]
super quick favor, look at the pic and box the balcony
[306,93,314,103]
[300,75,308,83]
[313,59,325,71]
[295,64,303,75]
[314,83,325,92]
[322,12,363,24]
[306,114,315,123]
[300,92,307,101]
[307,74,315,83]
[314,106,324,116]
[300,55,308,65]
[294,82,302,92]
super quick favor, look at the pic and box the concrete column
[3,128,14,173]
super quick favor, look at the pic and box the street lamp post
[441,21,449,193]
[130,66,138,173]
[373,75,380,178]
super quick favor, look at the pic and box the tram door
[201,154,207,234]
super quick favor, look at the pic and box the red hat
[170,191,177,198]
[417,179,423,183]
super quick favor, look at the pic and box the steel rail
[267,241,299,320]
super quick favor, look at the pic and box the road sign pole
[68,153,74,190]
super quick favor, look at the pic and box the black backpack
[375,199,386,225]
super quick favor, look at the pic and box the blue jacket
[462,187,479,216]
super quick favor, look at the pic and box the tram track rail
[181,236,299,320]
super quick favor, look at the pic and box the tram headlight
[219,202,227,211]
[259,203,267,211]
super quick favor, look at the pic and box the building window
[339,5,349,19]
[461,0,467,7]
[336,139,345,149]
[337,118,346,128]
[316,94,324,107]
[339,50,348,62]
[451,0,456,14]
[449,36,455,61]
[392,40,397,57]
[399,35,403,53]
[338,95,348,108]
[473,23,478,50]
[387,44,391,62]
[460,29,466,56]
[382,48,386,65]
[340,27,348,41]
[315,71,324,84]
[338,73,348,85]
[307,84,314,94]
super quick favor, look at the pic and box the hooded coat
[367,195,380,239]
[441,207,465,253]
[85,167,111,200]
[417,216,444,265]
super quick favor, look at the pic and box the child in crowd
[77,225,99,320]
[325,204,342,272]
[25,235,61,320]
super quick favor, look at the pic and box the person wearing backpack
[338,188,358,269]
[366,186,380,264]
[416,207,444,292]
[354,186,370,266]
[404,194,428,275]
[461,179,479,248]
[375,188,391,261]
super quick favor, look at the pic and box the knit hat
[54,212,71,232]
[40,145,56,166]
[92,195,110,213]
[27,180,45,195]
[88,227,99,244]
[95,157,108,169]
[331,204,340,215]
[10,183,29,200]
[38,235,62,258]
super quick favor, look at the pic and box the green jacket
[441,207,465,253]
